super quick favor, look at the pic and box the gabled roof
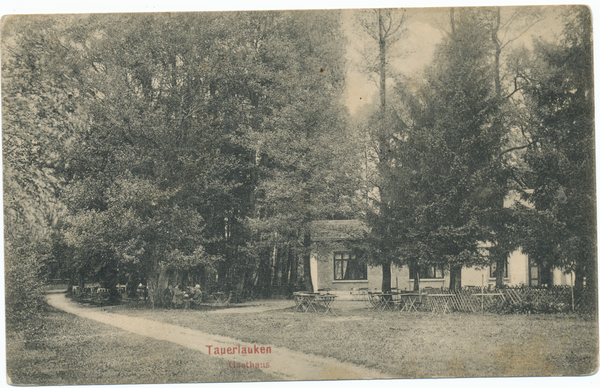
[311,220,367,242]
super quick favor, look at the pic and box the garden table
[294,293,320,313]
[427,294,456,314]
[395,293,421,312]
[369,292,396,311]
[315,294,338,315]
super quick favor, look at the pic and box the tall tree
[356,8,410,292]
[242,10,361,294]
[53,13,254,305]
[29,11,357,302]
[487,6,544,287]
[518,6,595,293]
[2,16,77,329]
[388,8,516,290]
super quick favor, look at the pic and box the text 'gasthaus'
[206,344,271,355]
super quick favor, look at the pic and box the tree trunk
[381,261,392,293]
[281,242,290,287]
[378,10,387,112]
[449,265,462,291]
[302,231,313,292]
[148,260,169,309]
[156,265,170,307]
[289,242,298,292]
[413,271,420,292]
[236,273,245,303]
[492,7,502,99]
[274,244,283,288]
[492,7,508,291]
[270,242,277,290]
[495,256,505,288]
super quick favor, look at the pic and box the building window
[334,252,367,280]
[409,265,444,280]
[489,258,509,279]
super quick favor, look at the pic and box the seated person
[190,284,203,307]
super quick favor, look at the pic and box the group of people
[169,284,203,308]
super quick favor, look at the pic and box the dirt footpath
[46,292,393,381]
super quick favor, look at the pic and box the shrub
[5,240,50,343]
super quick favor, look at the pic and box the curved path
[46,293,393,381]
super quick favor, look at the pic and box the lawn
[110,300,599,378]
[5,305,273,386]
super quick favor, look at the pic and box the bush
[5,241,50,342]
[486,291,572,314]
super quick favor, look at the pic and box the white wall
[462,248,529,287]
[508,248,529,285]
[461,248,575,287]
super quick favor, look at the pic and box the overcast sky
[342,6,566,115]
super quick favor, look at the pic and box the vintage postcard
[2,1,598,387]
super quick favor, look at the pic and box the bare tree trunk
[413,272,420,293]
[289,242,298,292]
[270,242,277,290]
[410,260,420,292]
[492,7,502,99]
[148,259,169,309]
[382,262,392,293]
[281,242,290,287]
[378,10,387,112]
[494,256,505,288]
[449,265,462,290]
[302,231,313,292]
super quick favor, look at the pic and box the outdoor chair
[188,291,204,308]
[209,291,232,307]
[367,292,382,309]
[293,292,304,311]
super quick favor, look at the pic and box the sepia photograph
[2,1,598,386]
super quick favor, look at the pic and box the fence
[416,286,597,314]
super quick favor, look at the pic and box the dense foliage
[518,8,596,290]
[355,6,595,293]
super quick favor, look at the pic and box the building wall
[313,244,409,298]
[462,248,529,287]
[461,248,574,287]
[553,268,575,286]
[314,244,575,295]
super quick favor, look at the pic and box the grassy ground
[110,300,599,378]
[6,305,273,386]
